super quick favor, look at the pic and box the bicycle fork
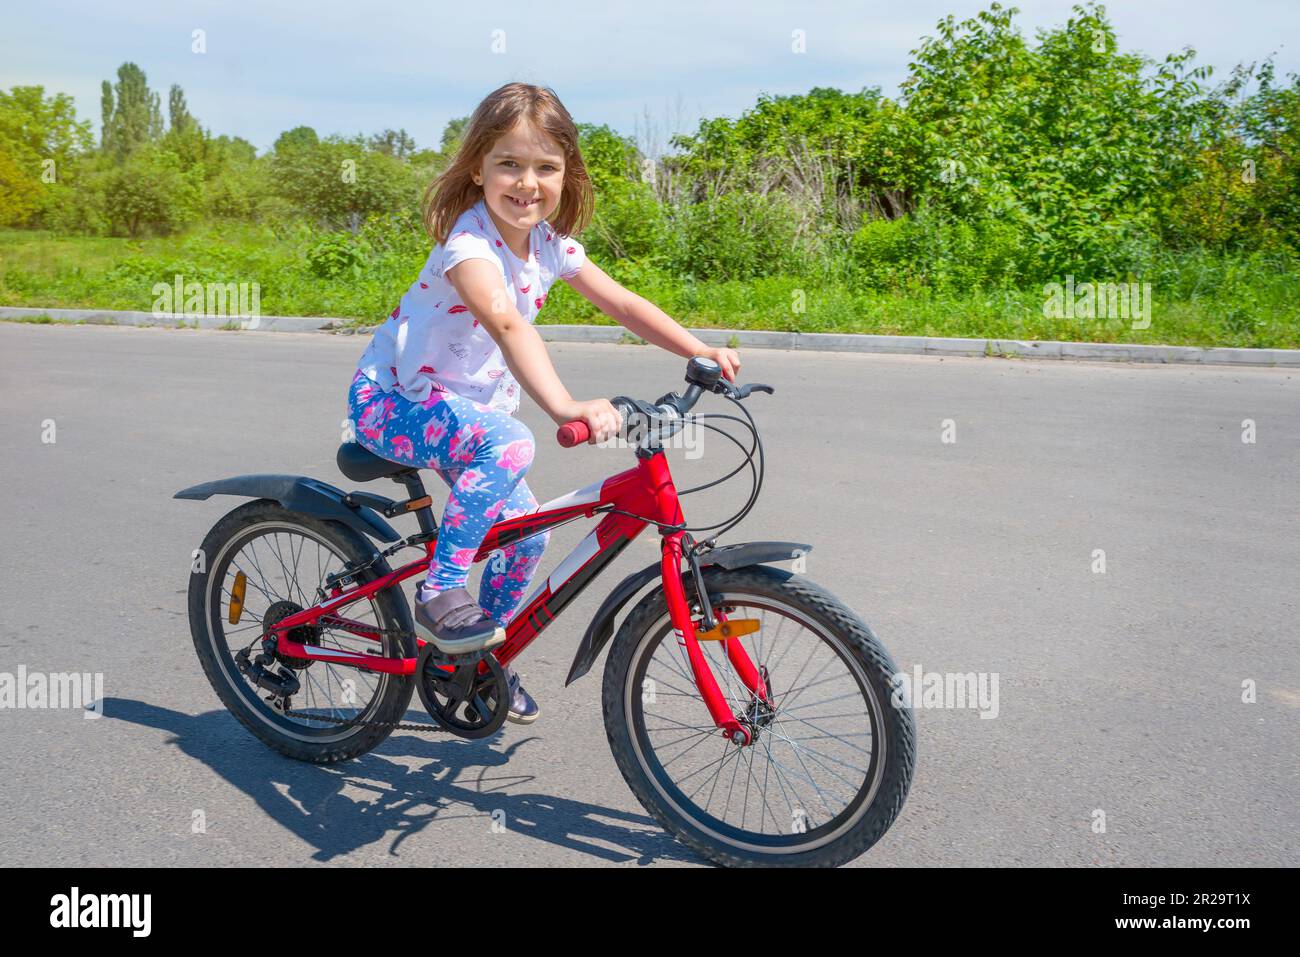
[660,532,770,746]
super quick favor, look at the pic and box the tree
[101,62,163,158]
[168,84,193,134]
[439,117,468,154]
[269,133,418,230]
[273,125,319,155]
[101,145,201,236]
[0,85,93,225]
[369,128,416,159]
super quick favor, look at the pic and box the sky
[2,0,1296,154]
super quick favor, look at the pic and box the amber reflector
[695,618,760,642]
[228,571,247,625]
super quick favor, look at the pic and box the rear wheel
[187,499,416,763]
[602,564,915,867]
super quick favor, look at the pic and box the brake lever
[717,381,774,399]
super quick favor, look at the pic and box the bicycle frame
[262,446,766,741]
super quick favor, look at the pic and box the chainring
[416,644,509,739]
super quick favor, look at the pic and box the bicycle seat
[336,442,418,482]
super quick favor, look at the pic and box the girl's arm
[447,259,622,441]
[565,260,741,382]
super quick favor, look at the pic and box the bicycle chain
[277,627,472,734]
[281,708,451,734]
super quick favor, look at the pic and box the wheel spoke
[630,592,882,847]
[211,521,396,737]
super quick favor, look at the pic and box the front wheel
[602,564,915,867]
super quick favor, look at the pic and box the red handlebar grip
[556,420,590,448]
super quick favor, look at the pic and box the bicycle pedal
[424,648,490,669]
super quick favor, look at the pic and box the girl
[346,82,740,724]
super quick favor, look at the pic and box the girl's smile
[473,119,566,256]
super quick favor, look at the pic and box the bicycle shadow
[102,697,700,866]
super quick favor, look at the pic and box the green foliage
[269,134,421,231]
[100,146,202,236]
[101,62,163,159]
[306,231,367,278]
[0,85,93,226]
[1,5,1297,349]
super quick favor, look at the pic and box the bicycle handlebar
[555,357,773,448]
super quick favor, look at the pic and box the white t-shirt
[356,197,586,414]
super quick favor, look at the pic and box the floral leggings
[347,370,549,626]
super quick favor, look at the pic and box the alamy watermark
[595,410,705,459]
[890,665,1000,719]
[1043,275,1151,330]
[0,666,103,717]
[152,274,262,327]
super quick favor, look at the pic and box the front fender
[564,540,811,686]
[174,474,402,543]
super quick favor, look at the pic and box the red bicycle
[177,356,915,867]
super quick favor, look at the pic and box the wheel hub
[262,600,321,670]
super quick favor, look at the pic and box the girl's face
[472,119,566,237]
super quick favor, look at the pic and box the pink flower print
[567,246,576,255]
[506,383,516,397]
[496,438,533,480]
[390,434,415,460]
[422,411,450,446]
[534,294,547,309]
[358,396,395,442]
[355,380,376,405]
[546,230,554,241]
[449,423,486,463]
[455,467,493,496]
[519,284,531,293]
[420,281,428,288]
[489,574,506,590]
[443,497,466,530]
[494,239,503,247]
[450,547,479,567]
[484,498,505,520]
[509,588,524,602]
[448,304,469,314]
[390,306,400,319]
[358,408,387,444]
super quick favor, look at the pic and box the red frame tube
[263,448,762,738]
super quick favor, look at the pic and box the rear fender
[174,474,402,544]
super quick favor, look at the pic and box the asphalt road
[1,322,1296,867]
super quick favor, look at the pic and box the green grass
[2,227,1297,349]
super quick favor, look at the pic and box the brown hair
[422,82,594,245]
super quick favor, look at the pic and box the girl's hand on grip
[567,398,622,444]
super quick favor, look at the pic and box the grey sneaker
[414,586,506,654]
[503,666,539,725]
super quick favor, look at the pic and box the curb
[3,305,1298,367]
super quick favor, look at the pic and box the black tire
[187,498,416,763]
[602,563,915,867]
